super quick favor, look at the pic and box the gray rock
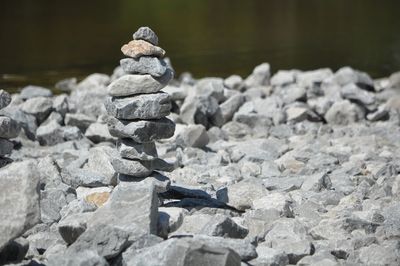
[85,122,116,143]
[244,63,271,88]
[133,26,159,45]
[251,246,289,266]
[85,146,118,185]
[40,188,69,224]
[120,57,167,77]
[111,157,153,177]
[0,138,13,157]
[224,75,244,91]
[0,160,40,251]
[195,78,226,102]
[358,240,400,265]
[55,77,78,92]
[20,85,52,100]
[58,213,90,244]
[107,116,175,143]
[296,68,333,89]
[52,94,69,116]
[180,95,224,128]
[107,69,173,97]
[366,105,389,121]
[126,237,241,266]
[175,124,209,148]
[62,126,83,141]
[105,92,171,120]
[252,192,294,217]
[65,113,96,132]
[20,96,53,123]
[341,83,375,107]
[332,66,374,88]
[158,207,188,234]
[270,70,297,87]
[0,237,29,265]
[301,172,332,192]
[220,94,245,123]
[88,181,158,238]
[47,249,108,266]
[117,139,158,160]
[36,120,64,146]
[200,214,249,239]
[0,90,11,110]
[0,106,37,139]
[324,100,363,125]
[61,168,116,188]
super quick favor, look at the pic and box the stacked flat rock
[105,27,175,178]
[0,90,21,167]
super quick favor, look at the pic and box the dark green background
[1,0,400,90]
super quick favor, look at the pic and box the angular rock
[324,100,363,125]
[220,94,245,123]
[36,120,64,146]
[40,188,69,224]
[175,124,209,148]
[0,237,29,265]
[0,138,13,156]
[244,63,271,88]
[126,237,241,266]
[200,214,249,239]
[107,69,173,97]
[180,95,224,128]
[341,83,375,107]
[358,240,400,265]
[107,116,175,143]
[120,57,167,77]
[133,26,159,45]
[47,249,108,266]
[20,85,52,100]
[58,212,91,244]
[195,78,226,102]
[121,39,165,58]
[105,92,171,120]
[61,168,116,188]
[270,70,297,87]
[0,90,11,110]
[52,94,69,116]
[0,105,37,139]
[252,192,294,217]
[65,113,96,132]
[111,157,153,178]
[251,246,289,266]
[85,122,116,143]
[224,75,244,91]
[85,146,118,185]
[0,160,40,250]
[117,139,158,160]
[301,172,332,192]
[20,96,53,123]
[158,207,188,234]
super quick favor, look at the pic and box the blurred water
[1,0,400,90]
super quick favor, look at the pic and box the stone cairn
[105,27,176,180]
[0,90,21,167]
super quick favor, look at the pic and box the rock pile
[105,27,175,179]
[0,89,21,167]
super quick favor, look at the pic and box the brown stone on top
[121,40,166,59]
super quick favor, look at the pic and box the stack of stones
[105,27,176,179]
[0,90,21,167]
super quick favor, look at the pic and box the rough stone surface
[105,92,171,120]
[121,39,166,58]
[120,57,167,77]
[107,116,175,143]
[107,70,173,97]
[117,139,158,160]
[0,90,11,110]
[0,161,40,250]
[133,26,159,45]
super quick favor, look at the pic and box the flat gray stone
[0,160,40,251]
[0,90,11,110]
[0,138,13,156]
[107,116,175,143]
[111,157,153,177]
[0,116,20,139]
[220,94,245,123]
[47,249,108,266]
[120,57,167,77]
[65,113,96,132]
[58,213,91,244]
[117,139,158,160]
[105,92,171,120]
[107,69,173,97]
[85,122,116,143]
[133,26,159,45]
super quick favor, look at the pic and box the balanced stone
[117,139,158,160]
[105,92,171,120]
[121,40,165,59]
[107,69,173,97]
[107,116,175,143]
[120,57,167,77]
[133,27,159,45]
[0,116,21,139]
[0,138,13,156]
[111,157,153,177]
[0,90,11,110]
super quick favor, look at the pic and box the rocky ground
[1,63,400,265]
